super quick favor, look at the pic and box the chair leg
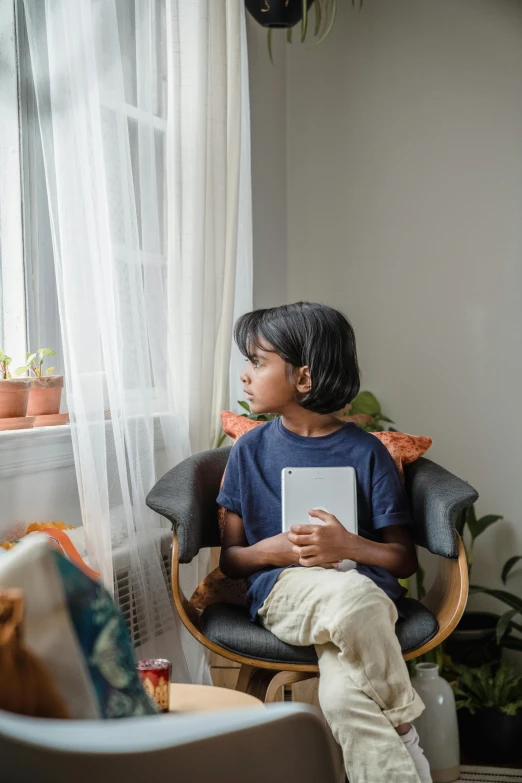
[264,671,317,703]
[236,666,317,703]
[235,664,255,694]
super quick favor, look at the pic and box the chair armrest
[404,457,478,558]
[146,447,231,563]
[403,534,469,660]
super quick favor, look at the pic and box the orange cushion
[189,412,431,613]
[221,411,432,481]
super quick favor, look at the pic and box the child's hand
[260,532,301,568]
[288,509,361,568]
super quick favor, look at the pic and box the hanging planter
[245,0,364,58]
[245,0,313,29]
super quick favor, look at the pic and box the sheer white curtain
[166,0,253,453]
[21,0,252,682]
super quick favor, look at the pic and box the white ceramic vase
[411,662,460,783]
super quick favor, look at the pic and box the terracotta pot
[27,375,64,417]
[0,378,30,419]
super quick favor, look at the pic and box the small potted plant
[15,349,63,417]
[0,350,31,428]
[452,662,522,764]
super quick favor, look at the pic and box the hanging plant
[245,0,364,61]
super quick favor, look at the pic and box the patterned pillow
[189,412,432,613]
[0,536,158,719]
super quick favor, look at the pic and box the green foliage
[454,505,503,577]
[502,556,522,585]
[452,662,522,716]
[15,348,56,379]
[0,350,12,380]
[342,390,395,433]
[469,556,522,652]
[217,389,392,446]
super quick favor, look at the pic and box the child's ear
[295,366,312,394]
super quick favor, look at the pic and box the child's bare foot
[395,722,411,735]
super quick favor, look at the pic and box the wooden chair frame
[171,533,469,703]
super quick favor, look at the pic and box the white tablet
[281,467,358,572]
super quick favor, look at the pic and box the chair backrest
[0,703,339,783]
[405,457,478,557]
[146,448,478,562]
[147,447,230,562]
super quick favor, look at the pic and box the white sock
[400,726,432,783]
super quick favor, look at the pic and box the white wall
[247,19,288,308]
[249,0,522,608]
[0,428,82,541]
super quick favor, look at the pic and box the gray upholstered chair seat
[200,597,438,665]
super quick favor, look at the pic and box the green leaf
[286,25,293,43]
[313,0,322,36]
[267,28,274,65]
[238,400,251,413]
[26,353,37,365]
[301,0,308,42]
[14,366,29,376]
[496,610,517,643]
[217,432,227,447]
[378,414,394,423]
[38,348,55,356]
[46,367,55,375]
[469,585,522,615]
[468,514,503,541]
[501,635,522,651]
[349,391,381,417]
[315,0,337,45]
[502,556,522,585]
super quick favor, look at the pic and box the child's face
[239,341,311,415]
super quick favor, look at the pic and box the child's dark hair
[234,302,360,414]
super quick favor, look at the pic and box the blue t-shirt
[216,418,413,620]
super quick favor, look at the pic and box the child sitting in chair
[218,302,431,783]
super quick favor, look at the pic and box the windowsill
[0,416,168,478]
[0,424,74,478]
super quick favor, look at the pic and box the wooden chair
[147,448,478,703]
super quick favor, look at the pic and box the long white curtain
[22,0,252,682]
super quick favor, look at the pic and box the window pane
[115,0,137,107]
[17,0,64,378]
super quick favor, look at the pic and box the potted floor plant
[0,350,31,429]
[452,662,522,764]
[444,507,513,666]
[467,555,522,654]
[15,349,63,417]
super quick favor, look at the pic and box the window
[0,0,168,384]
[0,0,26,369]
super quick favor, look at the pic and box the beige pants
[258,566,425,783]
